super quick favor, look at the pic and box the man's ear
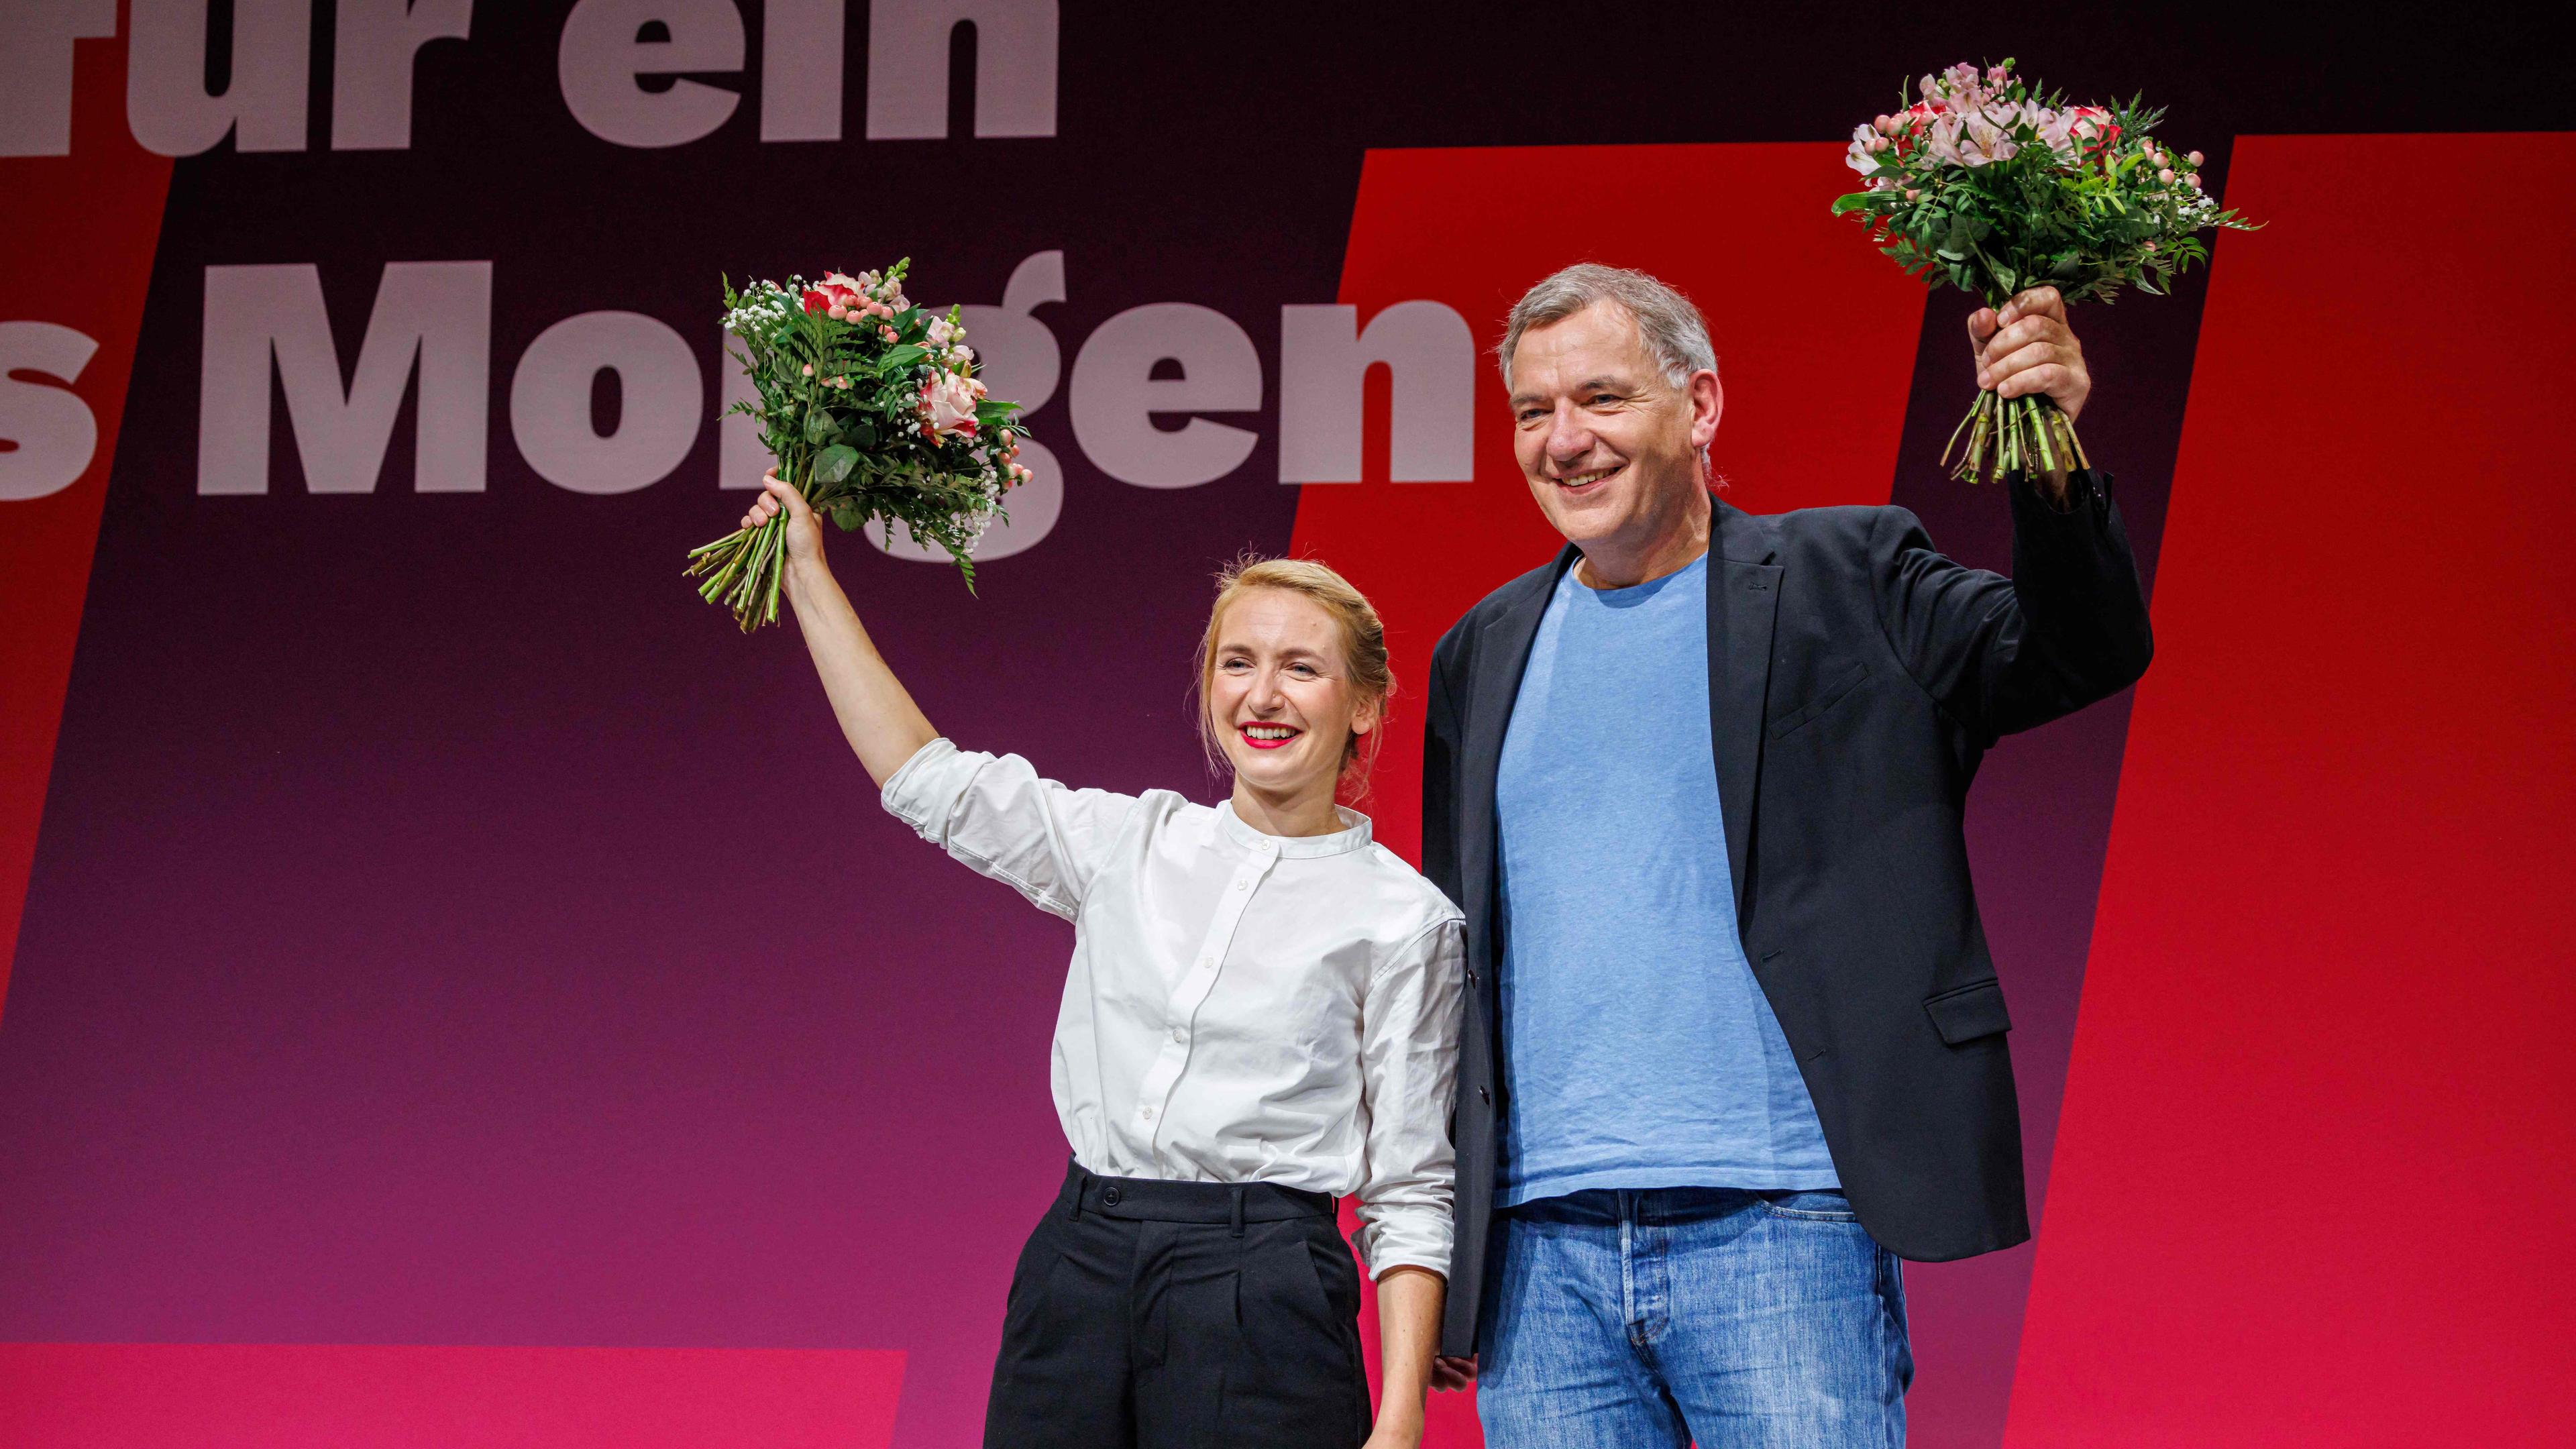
[1689,370,1725,450]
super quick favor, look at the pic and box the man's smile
[1548,462,1626,496]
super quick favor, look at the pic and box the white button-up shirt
[883,738,1465,1279]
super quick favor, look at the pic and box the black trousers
[982,1160,1372,1449]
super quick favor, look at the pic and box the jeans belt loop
[1230,1184,1246,1238]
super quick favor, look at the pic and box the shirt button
[1171,1026,1187,1042]
[1234,879,1249,892]
[1102,1185,1123,1205]
[1139,1104,1155,1120]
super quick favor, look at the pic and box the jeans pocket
[1758,1189,1860,1222]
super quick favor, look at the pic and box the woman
[742,473,1462,1449]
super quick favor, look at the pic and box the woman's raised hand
[744,469,826,568]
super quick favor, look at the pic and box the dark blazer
[1423,471,2153,1357]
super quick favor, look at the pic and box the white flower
[2037,109,2078,156]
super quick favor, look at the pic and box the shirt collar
[1218,800,1375,859]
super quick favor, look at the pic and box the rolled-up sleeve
[879,738,1140,919]
[1351,914,1466,1280]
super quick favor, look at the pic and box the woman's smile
[1238,720,1303,751]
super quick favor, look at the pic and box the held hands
[1968,286,2091,423]
[1430,1354,1477,1392]
[745,468,827,569]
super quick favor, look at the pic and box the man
[1420,264,2153,1446]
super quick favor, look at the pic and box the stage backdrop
[3,7,2569,1448]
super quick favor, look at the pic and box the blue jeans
[1477,1188,1911,1448]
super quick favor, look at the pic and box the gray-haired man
[1420,265,2152,1446]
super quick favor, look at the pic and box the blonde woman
[741,474,1462,1449]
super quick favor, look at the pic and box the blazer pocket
[1768,661,1870,740]
[1923,978,2012,1044]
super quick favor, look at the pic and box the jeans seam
[1758,1194,1860,1223]
[1880,1246,1915,1411]
[1617,1193,1637,1340]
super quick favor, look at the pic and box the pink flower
[926,315,959,349]
[2043,105,2118,160]
[919,371,984,439]
[1961,112,2015,166]
[800,364,814,376]
[2159,167,2176,184]
[827,304,847,320]
[2186,172,2202,189]
[2188,150,2205,166]
[1904,188,1920,201]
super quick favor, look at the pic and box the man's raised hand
[1968,286,2092,422]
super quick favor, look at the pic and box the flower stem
[1941,394,1981,472]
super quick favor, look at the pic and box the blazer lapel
[1707,504,1782,917]
[1461,545,1578,956]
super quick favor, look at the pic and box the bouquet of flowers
[686,260,1031,629]
[1833,60,2257,483]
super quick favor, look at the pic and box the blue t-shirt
[1495,554,1839,1205]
